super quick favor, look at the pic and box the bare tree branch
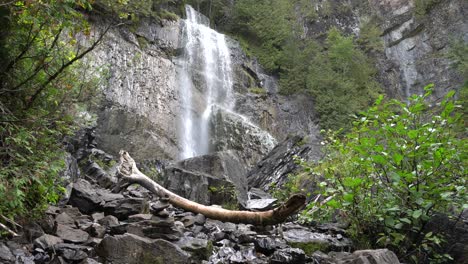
[117,151,306,226]
[25,24,112,109]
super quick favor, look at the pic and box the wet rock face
[163,150,249,205]
[227,38,322,144]
[210,106,278,168]
[96,233,190,264]
[247,135,322,191]
[85,17,182,161]
[298,0,466,99]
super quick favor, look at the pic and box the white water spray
[177,5,234,159]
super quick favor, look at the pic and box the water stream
[176,5,234,159]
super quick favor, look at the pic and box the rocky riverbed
[0,129,402,264]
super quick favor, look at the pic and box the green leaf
[400,218,411,224]
[408,130,418,139]
[372,155,386,165]
[343,193,354,202]
[393,153,403,164]
[412,209,422,219]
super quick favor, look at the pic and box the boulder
[176,237,211,261]
[244,198,277,211]
[334,249,400,264]
[127,218,181,241]
[164,152,245,205]
[96,233,190,264]
[210,106,277,168]
[270,248,306,264]
[55,224,89,244]
[34,235,64,250]
[68,179,124,214]
[0,242,15,263]
[282,225,352,253]
[247,135,320,191]
[103,198,145,220]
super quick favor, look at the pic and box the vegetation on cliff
[293,86,466,263]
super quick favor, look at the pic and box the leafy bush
[300,85,467,263]
[0,0,100,222]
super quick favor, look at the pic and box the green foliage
[0,0,100,221]
[226,1,381,130]
[414,0,442,17]
[300,85,467,263]
[358,17,384,53]
[306,28,381,131]
[248,87,266,94]
[231,0,294,73]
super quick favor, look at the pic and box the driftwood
[117,151,306,226]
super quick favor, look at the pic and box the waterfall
[176,5,234,160]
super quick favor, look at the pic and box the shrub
[300,85,467,263]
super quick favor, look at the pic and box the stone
[194,214,206,225]
[164,151,246,205]
[247,188,273,199]
[334,249,400,264]
[98,215,119,227]
[247,135,318,191]
[127,219,181,241]
[245,198,277,211]
[96,233,190,264]
[34,234,64,250]
[128,214,153,222]
[23,222,45,242]
[150,200,170,213]
[176,237,211,261]
[210,106,277,168]
[103,198,144,220]
[68,179,103,214]
[55,212,75,226]
[254,237,287,255]
[86,223,106,238]
[270,248,306,264]
[55,224,89,243]
[91,212,105,222]
[283,226,352,253]
[0,242,15,263]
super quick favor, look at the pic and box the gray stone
[210,107,277,168]
[34,234,64,250]
[248,135,319,191]
[334,249,400,264]
[254,237,287,255]
[103,197,144,220]
[245,198,277,211]
[98,215,119,227]
[150,200,170,213]
[96,233,190,264]
[68,179,124,215]
[176,237,211,261]
[164,152,245,205]
[128,214,153,222]
[270,248,306,264]
[55,212,75,226]
[0,242,14,263]
[55,224,89,243]
[127,218,181,241]
[283,227,352,252]
[86,223,106,238]
[91,212,105,222]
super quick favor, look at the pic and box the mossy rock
[288,241,329,256]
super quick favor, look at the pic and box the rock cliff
[298,0,467,98]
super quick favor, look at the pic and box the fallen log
[117,150,306,226]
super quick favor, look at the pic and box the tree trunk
[117,151,306,226]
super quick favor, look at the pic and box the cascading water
[176,5,234,159]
